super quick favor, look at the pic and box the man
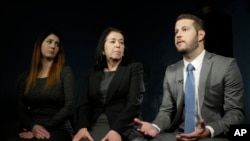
[134,13,244,141]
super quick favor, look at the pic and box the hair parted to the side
[25,28,65,94]
[94,27,133,70]
[176,13,206,32]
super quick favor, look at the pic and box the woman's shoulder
[18,70,29,81]
[61,66,74,76]
[62,65,72,71]
[127,61,143,68]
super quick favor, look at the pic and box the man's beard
[177,46,190,55]
[178,49,188,55]
[177,39,199,55]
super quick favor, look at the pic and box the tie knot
[187,64,195,71]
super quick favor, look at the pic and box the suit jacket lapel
[105,65,126,103]
[198,51,212,110]
[169,61,184,131]
[176,61,184,109]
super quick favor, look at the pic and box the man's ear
[198,30,205,42]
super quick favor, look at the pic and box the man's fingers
[197,119,205,129]
[134,118,143,124]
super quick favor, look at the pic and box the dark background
[1,0,249,139]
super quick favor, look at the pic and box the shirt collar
[183,50,205,71]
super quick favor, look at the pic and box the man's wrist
[205,125,214,138]
[152,124,161,132]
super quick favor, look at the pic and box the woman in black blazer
[73,27,145,141]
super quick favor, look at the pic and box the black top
[16,66,77,134]
[100,71,115,104]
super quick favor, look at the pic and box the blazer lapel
[169,61,184,131]
[105,65,126,103]
[176,61,184,109]
[198,51,212,111]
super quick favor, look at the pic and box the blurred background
[1,0,249,139]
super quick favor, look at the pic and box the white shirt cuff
[152,124,161,132]
[206,125,214,138]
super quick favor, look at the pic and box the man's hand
[175,119,210,141]
[134,118,159,137]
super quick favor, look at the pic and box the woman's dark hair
[94,27,133,70]
[25,28,65,94]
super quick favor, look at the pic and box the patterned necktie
[184,63,195,133]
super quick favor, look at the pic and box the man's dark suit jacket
[76,62,145,136]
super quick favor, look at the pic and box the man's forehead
[175,19,194,27]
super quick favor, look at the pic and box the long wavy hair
[24,29,65,94]
[94,27,133,70]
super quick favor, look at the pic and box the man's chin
[177,49,187,55]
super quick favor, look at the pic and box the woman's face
[103,31,125,61]
[41,34,60,60]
